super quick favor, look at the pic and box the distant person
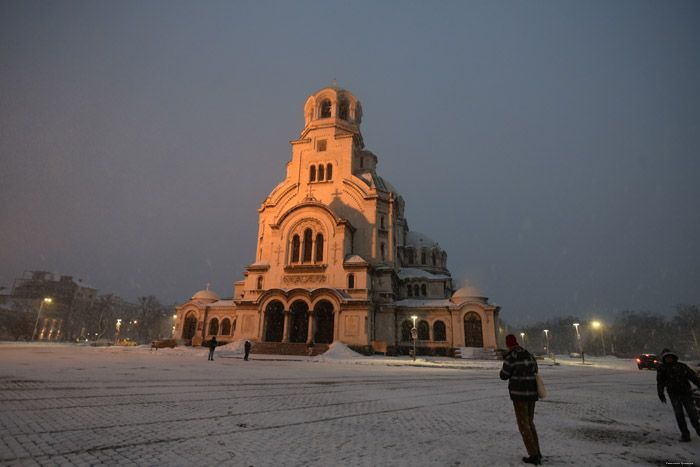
[657,349,700,442]
[244,340,251,361]
[208,336,217,361]
[500,334,542,465]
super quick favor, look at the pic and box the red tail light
[636,358,641,363]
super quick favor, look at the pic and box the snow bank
[313,341,363,361]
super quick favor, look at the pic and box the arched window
[309,165,316,182]
[413,284,419,296]
[380,216,385,229]
[209,318,219,336]
[320,99,331,118]
[221,318,231,336]
[291,235,300,263]
[348,274,355,289]
[318,164,325,181]
[407,284,412,297]
[338,100,348,120]
[380,243,385,261]
[418,320,430,340]
[326,163,332,180]
[421,250,426,264]
[407,248,415,264]
[421,284,427,296]
[315,233,324,262]
[401,320,413,341]
[257,276,263,289]
[303,228,313,262]
[433,321,446,341]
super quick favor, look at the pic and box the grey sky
[1,1,698,325]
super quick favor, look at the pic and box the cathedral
[173,85,501,355]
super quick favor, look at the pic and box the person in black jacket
[657,350,700,442]
[208,336,217,361]
[244,340,251,361]
[500,334,542,465]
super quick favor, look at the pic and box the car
[636,354,659,370]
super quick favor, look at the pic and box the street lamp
[411,315,418,361]
[592,321,605,356]
[31,297,52,341]
[573,323,584,364]
[520,332,525,348]
[172,314,177,336]
[115,319,122,345]
[544,329,555,364]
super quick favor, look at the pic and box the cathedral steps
[250,342,330,356]
[454,347,503,360]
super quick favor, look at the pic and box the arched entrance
[183,311,197,340]
[464,312,484,347]
[313,300,334,344]
[289,300,309,343]
[263,300,284,342]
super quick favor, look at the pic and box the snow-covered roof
[344,254,367,264]
[191,284,219,303]
[397,268,450,281]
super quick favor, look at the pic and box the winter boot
[523,455,541,465]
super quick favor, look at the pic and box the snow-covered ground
[0,342,698,466]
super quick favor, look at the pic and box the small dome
[191,283,219,303]
[405,231,441,250]
[451,285,487,304]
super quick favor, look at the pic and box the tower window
[315,233,324,262]
[380,216,385,229]
[326,163,332,180]
[338,100,348,120]
[318,164,325,181]
[291,235,300,263]
[320,99,331,118]
[318,140,327,152]
[380,243,385,261]
[348,274,355,289]
[257,276,264,289]
[309,165,316,182]
[303,228,313,262]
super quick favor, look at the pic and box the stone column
[282,310,290,343]
[306,311,314,344]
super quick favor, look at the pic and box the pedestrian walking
[500,334,542,465]
[657,349,700,442]
[244,340,251,361]
[208,336,217,361]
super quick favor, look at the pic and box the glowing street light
[411,315,418,361]
[31,297,52,341]
[573,323,584,364]
[592,321,605,357]
[520,332,525,348]
[172,314,177,336]
[544,329,555,364]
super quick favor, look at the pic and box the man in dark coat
[208,336,217,361]
[657,350,700,442]
[500,334,542,465]
[244,340,251,361]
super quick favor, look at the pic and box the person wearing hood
[500,334,542,465]
[657,350,700,442]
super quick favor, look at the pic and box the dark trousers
[208,348,215,360]
[513,401,540,456]
[244,350,249,361]
[669,393,700,436]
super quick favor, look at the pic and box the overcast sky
[1,1,698,325]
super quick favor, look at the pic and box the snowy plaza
[1,343,699,467]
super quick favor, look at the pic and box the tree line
[501,304,700,360]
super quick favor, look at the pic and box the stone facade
[174,86,500,354]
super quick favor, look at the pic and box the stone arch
[221,318,231,336]
[209,318,219,336]
[183,311,197,340]
[313,300,335,344]
[263,300,285,342]
[463,311,484,347]
[289,300,309,343]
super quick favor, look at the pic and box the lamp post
[31,297,52,341]
[172,314,177,337]
[544,329,555,363]
[592,321,605,356]
[411,315,418,361]
[520,332,525,348]
[115,319,122,345]
[573,323,584,364]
